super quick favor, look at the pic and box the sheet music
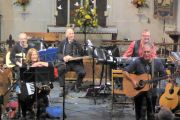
[26,82,35,95]
[107,50,114,62]
[171,52,180,61]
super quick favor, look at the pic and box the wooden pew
[24,32,103,83]
[25,32,62,42]
[65,59,103,83]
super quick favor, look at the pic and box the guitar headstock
[167,73,178,85]
[176,65,180,75]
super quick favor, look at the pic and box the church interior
[0,0,180,120]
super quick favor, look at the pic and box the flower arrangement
[74,0,98,32]
[13,0,30,11]
[131,0,148,8]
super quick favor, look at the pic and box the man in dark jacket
[123,43,166,120]
[57,28,86,93]
[10,32,32,67]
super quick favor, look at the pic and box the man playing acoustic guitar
[123,43,166,120]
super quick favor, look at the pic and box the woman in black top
[19,48,53,119]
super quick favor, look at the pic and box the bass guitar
[123,73,172,98]
[6,51,26,68]
[159,83,180,110]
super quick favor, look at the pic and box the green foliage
[132,0,148,8]
[13,0,30,11]
[74,0,98,31]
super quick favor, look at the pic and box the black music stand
[85,46,110,104]
[20,67,54,119]
[83,45,98,104]
[20,67,54,83]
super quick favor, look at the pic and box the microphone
[27,64,30,70]
[87,39,93,48]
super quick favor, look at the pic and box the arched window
[56,0,107,27]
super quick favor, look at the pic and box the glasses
[144,51,150,53]
[142,34,150,37]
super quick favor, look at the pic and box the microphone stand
[101,49,113,95]
[63,72,66,120]
[83,23,87,55]
[84,44,97,104]
[91,46,96,104]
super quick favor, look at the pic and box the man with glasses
[9,32,34,119]
[10,32,33,67]
[123,29,156,57]
[123,43,166,120]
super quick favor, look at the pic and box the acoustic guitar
[159,83,180,110]
[6,51,26,68]
[123,73,171,98]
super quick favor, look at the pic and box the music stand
[20,67,54,119]
[20,67,54,83]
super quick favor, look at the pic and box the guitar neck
[145,75,171,84]
[69,56,90,61]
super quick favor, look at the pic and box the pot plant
[13,0,30,11]
[131,0,148,8]
[74,0,98,32]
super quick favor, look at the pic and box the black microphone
[27,64,30,70]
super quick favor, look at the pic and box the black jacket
[10,43,33,65]
[57,39,84,62]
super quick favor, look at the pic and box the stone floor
[4,81,180,120]
[49,81,136,120]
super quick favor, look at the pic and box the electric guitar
[123,73,172,98]
[6,51,26,68]
[159,82,180,110]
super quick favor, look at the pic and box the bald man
[10,32,33,67]
[57,28,86,94]
[9,32,34,118]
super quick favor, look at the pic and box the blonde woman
[20,48,53,119]
[25,48,51,67]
